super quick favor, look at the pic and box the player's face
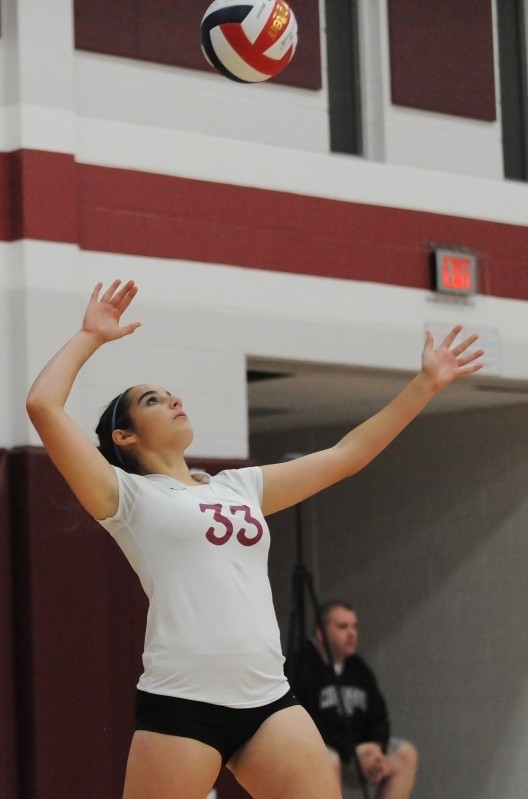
[323,607,359,663]
[127,384,194,448]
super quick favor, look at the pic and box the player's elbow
[26,389,54,425]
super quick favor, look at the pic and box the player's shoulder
[212,465,262,495]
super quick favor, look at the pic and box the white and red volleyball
[200,0,298,83]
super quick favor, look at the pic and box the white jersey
[98,465,289,708]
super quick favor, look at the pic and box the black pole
[286,500,370,799]
[286,503,309,663]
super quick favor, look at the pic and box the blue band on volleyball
[111,392,126,467]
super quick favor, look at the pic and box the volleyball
[200,0,298,83]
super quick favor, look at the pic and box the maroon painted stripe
[0,150,78,243]
[0,151,23,241]
[1,149,528,301]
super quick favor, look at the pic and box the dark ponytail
[96,388,140,474]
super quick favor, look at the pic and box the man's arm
[357,656,391,750]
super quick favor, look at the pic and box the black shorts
[135,687,299,764]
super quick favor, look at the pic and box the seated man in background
[287,600,418,799]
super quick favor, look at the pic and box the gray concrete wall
[251,403,528,799]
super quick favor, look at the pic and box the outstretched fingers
[448,328,484,375]
[116,319,142,338]
[438,324,463,351]
[435,326,483,363]
[100,279,136,307]
[84,280,141,341]
[109,281,141,337]
[423,325,485,388]
[100,279,123,303]
[112,281,139,314]
[455,346,485,374]
[450,331,479,356]
[94,279,139,315]
[448,329,484,371]
[90,281,104,302]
